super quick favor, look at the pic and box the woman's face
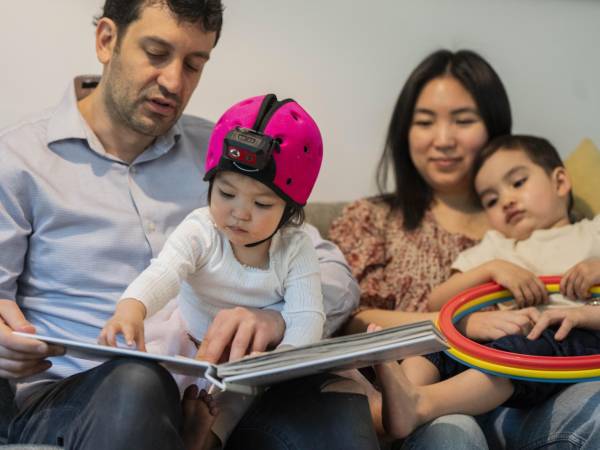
[409,76,489,196]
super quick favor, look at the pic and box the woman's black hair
[376,49,512,230]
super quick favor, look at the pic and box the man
[0,1,377,449]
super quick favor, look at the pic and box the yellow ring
[446,347,600,379]
[453,284,563,318]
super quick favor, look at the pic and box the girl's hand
[527,307,588,341]
[459,307,540,341]
[98,298,147,351]
[485,260,548,307]
[561,259,600,300]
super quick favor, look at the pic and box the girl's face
[210,171,286,248]
[475,149,571,241]
[409,76,489,196]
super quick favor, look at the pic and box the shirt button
[130,166,137,175]
[147,221,156,232]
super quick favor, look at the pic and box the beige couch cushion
[565,138,600,219]
[304,202,347,239]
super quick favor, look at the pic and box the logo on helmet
[223,127,278,171]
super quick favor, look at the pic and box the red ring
[438,276,600,370]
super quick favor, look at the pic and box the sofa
[1,138,598,447]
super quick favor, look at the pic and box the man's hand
[98,298,147,351]
[458,307,540,341]
[561,259,600,300]
[0,299,64,379]
[197,307,285,364]
[486,260,548,307]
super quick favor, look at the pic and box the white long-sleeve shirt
[122,207,325,347]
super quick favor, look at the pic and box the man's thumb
[0,300,35,333]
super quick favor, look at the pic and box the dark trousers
[8,358,184,449]
[226,373,379,450]
[9,361,379,450]
[426,327,600,409]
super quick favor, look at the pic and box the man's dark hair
[376,49,512,230]
[472,134,573,216]
[95,0,224,45]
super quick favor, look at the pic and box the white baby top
[122,207,325,347]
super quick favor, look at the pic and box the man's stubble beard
[103,57,180,137]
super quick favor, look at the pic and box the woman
[330,49,600,449]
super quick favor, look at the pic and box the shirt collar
[46,80,88,145]
[46,77,183,162]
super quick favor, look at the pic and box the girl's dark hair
[472,134,573,216]
[95,0,224,45]
[376,49,512,230]
[207,180,305,229]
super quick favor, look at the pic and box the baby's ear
[552,166,572,197]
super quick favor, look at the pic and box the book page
[216,320,447,386]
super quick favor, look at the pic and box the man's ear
[96,18,119,64]
[552,166,572,198]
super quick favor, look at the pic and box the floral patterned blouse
[329,197,478,313]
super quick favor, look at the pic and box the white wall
[1,0,599,201]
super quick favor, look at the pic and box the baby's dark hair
[472,134,573,216]
[207,179,305,228]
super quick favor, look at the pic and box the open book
[14,321,446,395]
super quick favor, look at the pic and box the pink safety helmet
[204,94,323,206]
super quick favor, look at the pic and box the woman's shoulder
[336,196,398,226]
[328,196,400,244]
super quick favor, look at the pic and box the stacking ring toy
[437,276,600,382]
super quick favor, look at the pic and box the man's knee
[72,359,183,449]
[90,358,180,414]
[402,414,488,450]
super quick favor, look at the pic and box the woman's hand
[98,298,147,351]
[485,260,548,307]
[561,258,600,300]
[458,307,540,341]
[527,305,600,341]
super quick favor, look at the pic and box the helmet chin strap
[244,206,294,248]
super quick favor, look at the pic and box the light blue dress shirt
[0,80,358,403]
[0,82,210,398]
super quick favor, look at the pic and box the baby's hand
[527,307,587,341]
[486,260,548,307]
[367,323,383,333]
[98,298,147,351]
[561,259,600,300]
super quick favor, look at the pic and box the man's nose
[157,60,183,97]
